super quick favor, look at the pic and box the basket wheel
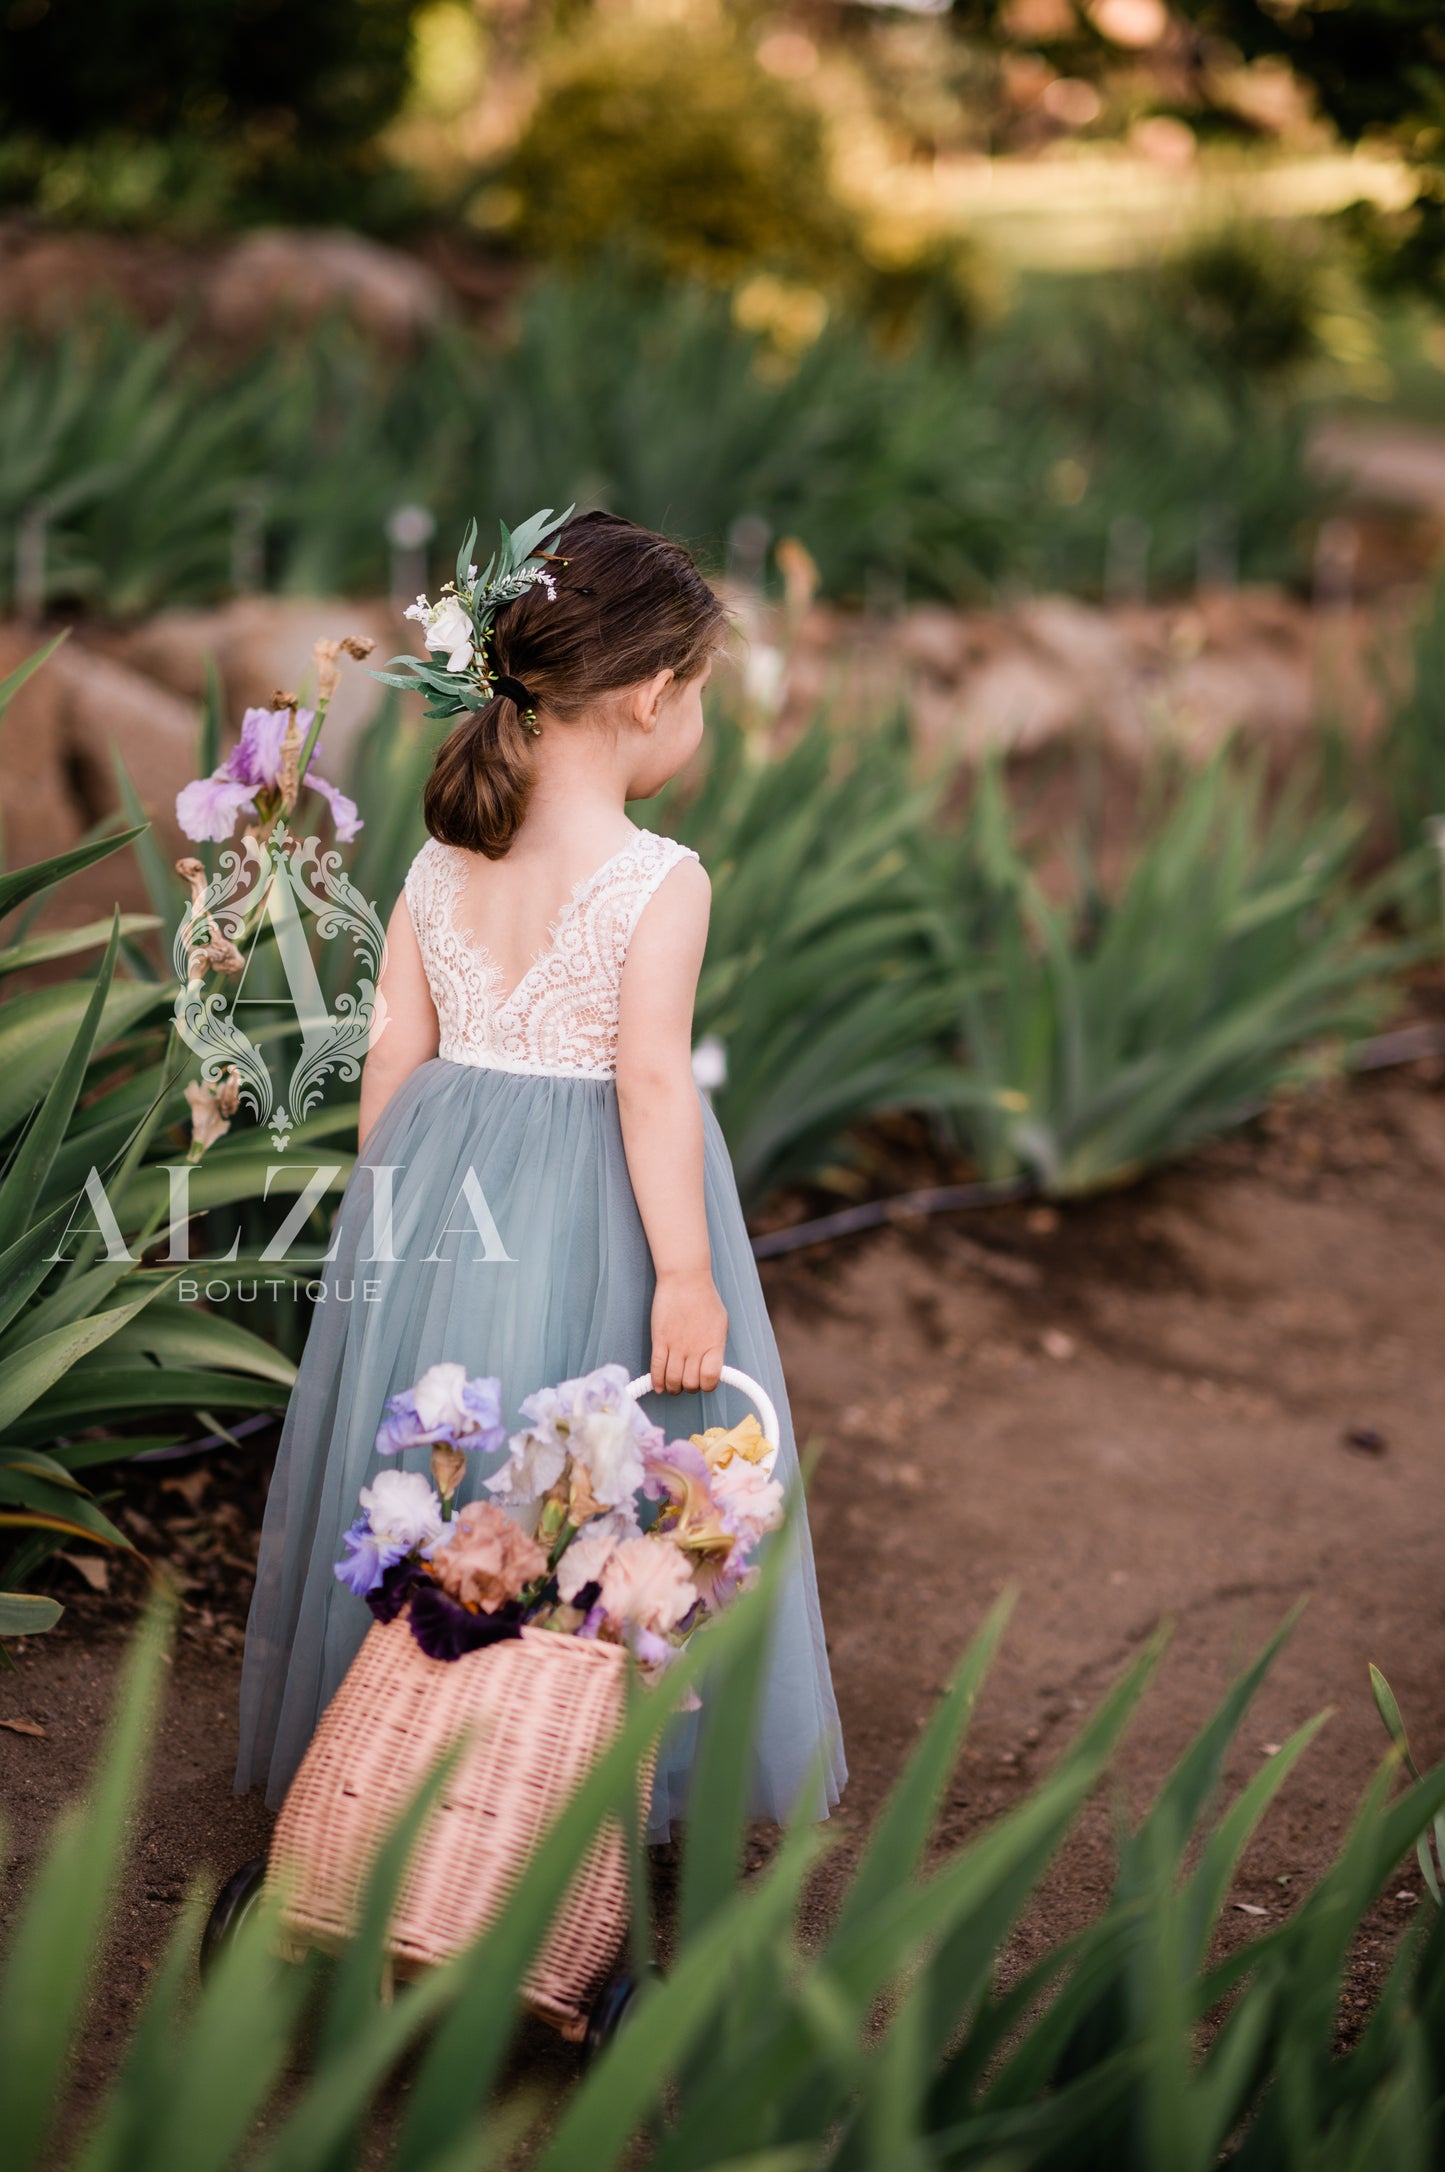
[583,1959,659,2061]
[200,1855,268,1982]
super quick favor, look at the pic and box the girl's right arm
[358,894,439,1151]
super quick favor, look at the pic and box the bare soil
[3,1062,1443,2124]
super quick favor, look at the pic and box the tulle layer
[235,1057,847,1841]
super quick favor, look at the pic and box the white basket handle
[626,1364,780,1477]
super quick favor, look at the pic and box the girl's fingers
[699,1347,722,1392]
[651,1344,668,1394]
[665,1348,686,1394]
[681,1353,702,1394]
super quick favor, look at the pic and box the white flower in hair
[375,503,573,724]
[407,594,475,674]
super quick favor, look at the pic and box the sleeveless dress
[235,824,848,1840]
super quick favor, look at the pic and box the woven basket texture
[264,1614,650,2037]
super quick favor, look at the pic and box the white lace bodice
[403,828,700,1078]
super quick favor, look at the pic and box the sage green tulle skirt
[234,1057,847,1841]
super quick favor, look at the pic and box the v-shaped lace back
[404,828,699,1078]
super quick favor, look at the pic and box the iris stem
[547,1519,576,1572]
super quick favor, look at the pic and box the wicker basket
[263,1365,779,2039]
[265,1618,645,2035]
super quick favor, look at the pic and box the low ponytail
[423,691,537,860]
[420,509,728,859]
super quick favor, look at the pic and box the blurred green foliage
[0,642,317,1626]
[0,0,427,229]
[492,13,993,347]
[1153,224,1333,383]
[497,18,850,289]
[8,1588,1445,2169]
[936,750,1418,1195]
[1377,565,1445,924]
[0,266,1329,618]
[327,682,1419,1211]
[1175,1,1445,299]
[1175,0,1445,153]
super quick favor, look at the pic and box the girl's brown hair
[423,510,727,859]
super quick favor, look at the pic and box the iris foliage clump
[2,1583,1443,2169]
[0,267,1326,621]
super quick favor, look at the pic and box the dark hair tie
[491,674,534,710]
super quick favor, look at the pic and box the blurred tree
[1152,221,1329,381]
[0,0,426,224]
[1173,0,1443,147]
[1173,1,1445,296]
[495,17,852,288]
[945,1,1445,290]
[1,0,421,146]
[489,11,991,347]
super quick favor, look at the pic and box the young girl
[236,508,847,1840]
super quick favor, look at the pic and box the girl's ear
[632,667,676,731]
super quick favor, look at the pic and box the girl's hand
[651,1268,728,1395]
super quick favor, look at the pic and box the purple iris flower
[375,1363,507,1459]
[406,1580,523,1662]
[641,1438,712,1500]
[176,706,362,844]
[333,1513,410,1598]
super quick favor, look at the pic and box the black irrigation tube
[747,1019,1445,1263]
[123,1020,1445,1463]
[750,1176,1033,1260]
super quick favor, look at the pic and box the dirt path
[2,1065,1442,2115]
[788,1065,1445,2014]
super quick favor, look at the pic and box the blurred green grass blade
[0,913,158,977]
[111,745,181,944]
[674,1513,790,1951]
[535,1820,824,2172]
[1183,1709,1331,1975]
[659,1629,1167,2169]
[141,1886,311,2172]
[70,1892,207,2172]
[0,1273,173,1433]
[306,1744,464,2172]
[1192,1975,1279,2167]
[0,1595,171,2172]
[969,1910,1142,2113]
[829,1586,1013,1958]
[0,630,69,734]
[0,824,147,925]
[0,910,119,1235]
[1136,1601,1306,1862]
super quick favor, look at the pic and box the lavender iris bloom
[333,1514,410,1598]
[176,706,362,844]
[375,1362,506,1459]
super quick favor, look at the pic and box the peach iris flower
[432,1500,547,1613]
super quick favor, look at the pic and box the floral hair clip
[371,504,574,723]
